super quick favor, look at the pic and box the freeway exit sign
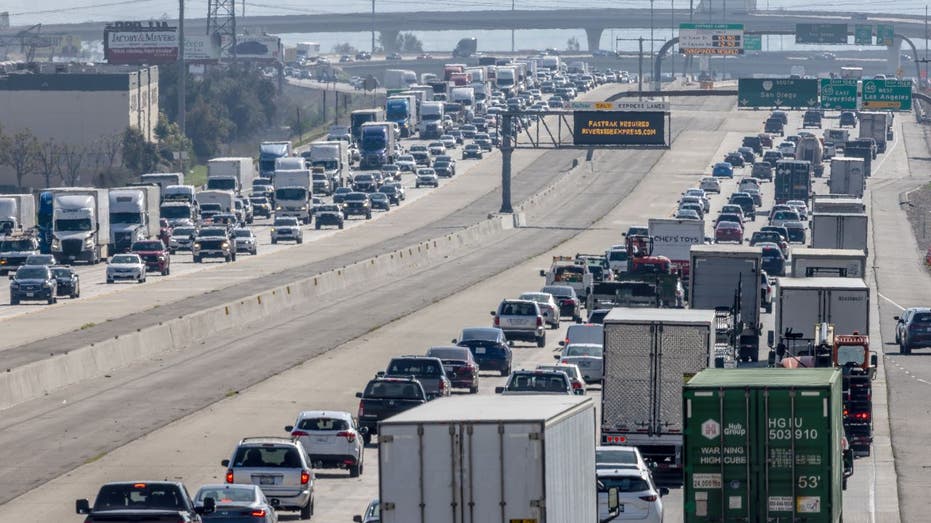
[862,78,912,110]
[796,23,848,44]
[738,78,819,109]
[820,79,858,110]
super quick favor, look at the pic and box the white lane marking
[878,292,906,311]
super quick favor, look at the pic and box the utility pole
[511,0,516,53]
[639,37,644,99]
[177,0,186,171]
[650,0,655,62]
[925,4,928,87]
[371,0,375,54]
[499,113,513,213]
[671,0,675,80]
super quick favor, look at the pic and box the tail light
[571,380,582,390]
[225,469,234,483]
[493,315,500,327]
[640,494,658,502]
[300,470,310,484]
[357,401,364,418]
[536,316,543,327]
[439,379,447,392]
[337,430,357,442]
[291,430,309,437]
[251,510,267,517]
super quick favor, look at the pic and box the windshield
[110,212,141,224]
[596,448,638,465]
[233,230,252,238]
[111,255,139,264]
[554,266,583,282]
[0,239,34,251]
[311,160,339,171]
[94,484,185,511]
[250,197,268,204]
[598,476,650,493]
[355,174,373,182]
[607,251,627,262]
[275,188,308,200]
[427,348,470,360]
[199,229,227,237]
[296,417,349,431]
[55,218,92,232]
[16,267,48,279]
[51,268,72,278]
[207,179,236,190]
[362,134,386,150]
[161,205,191,218]
[132,241,163,251]
[232,446,302,468]
[173,227,195,236]
[566,344,603,357]
[319,205,340,212]
[274,219,298,226]
[459,328,501,342]
[364,380,423,399]
[506,373,567,392]
[836,346,866,366]
[346,193,367,202]
[387,359,441,377]
[195,485,255,504]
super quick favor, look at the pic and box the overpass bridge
[12,7,931,52]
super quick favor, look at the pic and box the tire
[106,278,113,284]
[300,499,312,520]
[349,463,361,478]
[469,385,478,394]
[895,331,901,344]
[366,213,371,220]
[271,239,277,244]
[765,302,772,314]
[72,289,80,298]
[193,256,201,263]
[225,254,231,263]
[362,432,372,446]
[338,223,344,230]
[536,334,546,348]
[169,249,176,255]
[316,223,321,230]
[161,267,169,276]
[10,297,18,305]
[901,342,911,355]
[48,295,55,304]
[252,248,258,255]
[297,238,303,244]
[573,314,582,323]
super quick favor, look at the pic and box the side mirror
[76,499,90,515]
[270,498,281,508]
[355,391,364,398]
[767,330,775,348]
[451,339,457,344]
[353,517,364,523]
[376,370,386,377]
[202,497,216,514]
[607,486,620,514]
[575,388,585,395]
[490,311,496,316]
[359,426,369,435]
[660,487,670,497]
[553,355,561,360]
[8,274,12,280]
[558,340,565,346]
[284,425,294,432]
[893,316,900,321]
[221,459,230,467]
[494,386,505,394]
[539,269,546,277]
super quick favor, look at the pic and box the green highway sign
[876,24,895,46]
[743,34,762,51]
[862,78,912,110]
[820,79,858,110]
[795,23,848,44]
[854,24,873,45]
[738,78,819,108]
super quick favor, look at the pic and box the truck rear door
[602,322,655,438]
[825,287,869,335]
[656,323,710,436]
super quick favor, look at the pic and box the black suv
[728,193,757,220]
[383,356,451,400]
[342,192,372,220]
[10,265,57,305]
[802,109,822,129]
[50,265,80,298]
[355,376,427,444]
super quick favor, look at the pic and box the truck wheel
[366,213,371,220]
[469,385,478,394]
[349,463,361,478]
[106,278,114,284]
[225,254,231,263]
[300,499,312,520]
[193,256,201,263]
[10,297,18,305]
[901,342,911,355]
[271,239,277,245]
[765,302,772,314]
[161,267,169,276]
[363,432,372,446]
[297,238,303,244]
[338,223,344,230]
[316,223,321,230]
[536,334,546,348]
[48,295,55,304]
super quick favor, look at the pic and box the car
[352,173,378,193]
[519,291,561,328]
[355,375,427,444]
[0,234,39,275]
[699,177,721,193]
[744,187,763,207]
[770,209,801,227]
[434,160,456,177]
[427,141,447,155]
[313,204,345,230]
[783,220,807,244]
[395,154,416,172]
[895,307,926,345]
[460,125,478,138]
[802,109,823,128]
[193,227,236,262]
[596,445,654,475]
[840,111,857,128]
[723,152,745,167]
[597,468,666,523]
[285,410,364,477]
[778,141,797,157]
[762,150,783,166]
[368,192,391,211]
[386,52,402,60]
[106,254,146,284]
[750,231,788,256]
[379,182,405,204]
[9,264,58,304]
[271,216,304,244]
[492,298,546,347]
[494,369,574,395]
[752,161,773,181]
[353,499,380,523]
[415,169,439,188]
[332,187,353,204]
[342,192,372,220]
[760,270,774,313]
[50,265,80,298]
[411,151,431,167]
[714,221,744,244]
[678,195,705,215]
[251,194,273,217]
[678,203,704,219]
[453,327,512,376]
[761,225,790,245]
[759,242,786,277]
[728,193,757,220]
[712,162,733,178]
[426,346,480,393]
[556,342,603,383]
[131,239,171,275]
[462,144,483,159]
[221,437,315,519]
[738,177,760,193]
[742,135,764,155]
[169,225,198,253]
[719,204,746,222]
[474,135,493,151]
[193,484,278,522]
[541,284,583,321]
[786,199,809,220]
[605,247,629,274]
[232,228,258,255]
[23,253,56,266]
[380,164,401,182]
[536,363,586,394]
[675,208,701,220]
[384,355,451,400]
[683,188,710,212]
[715,213,743,228]
[764,117,785,136]
[770,110,788,125]
[896,307,931,354]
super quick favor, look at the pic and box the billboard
[573,111,666,146]
[184,34,221,63]
[223,35,283,62]
[679,23,744,55]
[104,21,178,65]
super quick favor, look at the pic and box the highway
[0,90,904,521]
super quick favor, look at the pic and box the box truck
[350,108,385,142]
[418,101,445,139]
[378,395,597,523]
[306,141,349,190]
[383,69,417,90]
[858,111,888,153]
[648,218,705,282]
[811,195,865,214]
[689,245,762,361]
[683,368,846,523]
[790,248,867,278]
[828,157,865,197]
[0,194,36,233]
[207,157,255,194]
[810,212,868,253]
[273,169,312,224]
[773,277,870,343]
[601,308,713,482]
[50,188,110,264]
[108,187,160,253]
[774,160,812,204]
[140,172,183,191]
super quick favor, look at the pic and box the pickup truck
[76,481,211,522]
[355,375,427,445]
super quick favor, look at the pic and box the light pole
[511,0,516,53]
[371,0,375,54]
[177,0,186,171]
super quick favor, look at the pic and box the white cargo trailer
[828,157,865,197]
[790,247,867,278]
[378,395,597,523]
[648,218,705,280]
[773,277,870,342]
[811,195,865,214]
[810,212,868,253]
[601,308,713,480]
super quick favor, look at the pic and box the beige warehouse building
[0,63,159,188]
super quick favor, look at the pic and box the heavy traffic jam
[0,53,895,523]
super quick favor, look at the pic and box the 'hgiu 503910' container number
[769,428,819,440]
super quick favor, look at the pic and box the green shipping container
[682,368,843,523]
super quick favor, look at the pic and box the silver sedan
[519,291,560,329]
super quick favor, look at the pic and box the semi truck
[206,157,255,194]
[689,245,762,362]
[858,111,888,153]
[774,160,812,204]
[50,188,110,264]
[828,157,865,197]
[258,141,292,177]
[305,141,349,191]
[811,195,865,214]
[811,212,868,253]
[495,66,517,96]
[350,108,385,142]
[378,395,598,523]
[140,172,183,191]
[773,277,870,342]
[385,94,418,138]
[790,247,867,278]
[601,308,714,484]
[450,86,475,109]
[683,368,849,523]
[418,101,445,139]
[383,69,417,90]
[795,135,825,177]
[108,187,160,253]
[452,37,478,57]
[359,122,397,169]
[273,169,312,224]
[648,218,705,282]
[196,190,235,219]
[0,194,36,233]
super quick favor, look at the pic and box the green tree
[400,33,424,53]
[121,127,160,174]
[567,37,581,52]
[333,42,358,55]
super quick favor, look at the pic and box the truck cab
[0,232,39,275]
[541,256,593,301]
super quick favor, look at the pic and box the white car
[597,468,666,523]
[395,154,417,172]
[232,228,258,255]
[427,142,447,155]
[285,410,364,477]
[778,141,796,157]
[518,291,560,328]
[606,246,629,274]
[738,177,760,193]
[439,135,457,149]
[786,199,809,220]
[106,253,146,284]
[596,445,653,475]
[415,169,439,188]
[682,188,710,212]
[556,342,603,383]
[271,216,303,244]
[699,177,721,194]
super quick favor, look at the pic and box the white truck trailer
[810,212,869,253]
[108,186,160,253]
[378,395,597,523]
[206,157,256,194]
[811,195,865,214]
[306,141,349,190]
[601,308,714,482]
[273,169,312,224]
[790,247,867,278]
[648,218,705,282]
[140,172,183,191]
[0,194,36,233]
[773,277,870,344]
[50,188,110,264]
[828,157,865,197]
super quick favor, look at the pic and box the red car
[715,221,744,244]
[131,240,171,275]
[426,346,479,394]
